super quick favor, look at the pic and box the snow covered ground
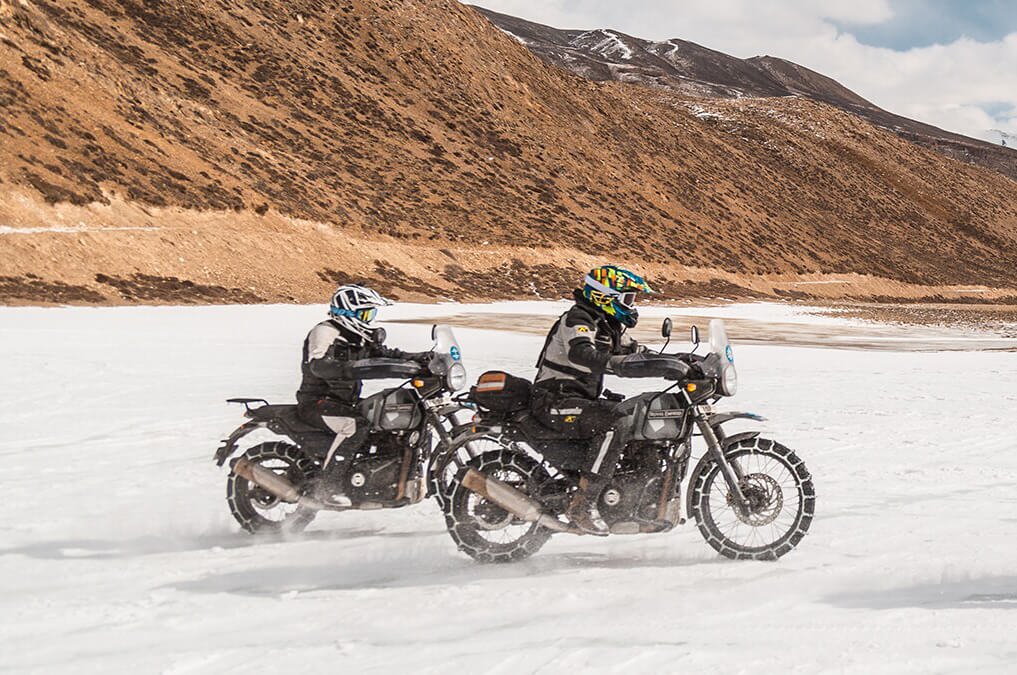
[3,302,1017,673]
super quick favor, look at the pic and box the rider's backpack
[469,371,531,412]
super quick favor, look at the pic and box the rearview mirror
[661,318,672,338]
[431,324,437,340]
[690,325,700,346]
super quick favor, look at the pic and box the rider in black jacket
[531,265,653,534]
[297,284,429,500]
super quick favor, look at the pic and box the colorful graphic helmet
[582,265,654,328]
[329,284,393,338]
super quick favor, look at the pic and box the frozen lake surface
[2,302,1016,673]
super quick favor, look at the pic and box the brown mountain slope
[1,0,1016,306]
[478,7,1017,183]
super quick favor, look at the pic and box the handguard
[610,353,691,380]
[347,357,425,380]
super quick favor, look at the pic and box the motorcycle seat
[248,404,323,434]
[247,403,294,420]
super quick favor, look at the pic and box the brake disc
[728,473,783,526]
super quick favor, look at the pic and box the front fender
[709,411,766,427]
[709,411,765,443]
[214,421,264,467]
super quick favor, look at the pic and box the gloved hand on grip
[623,340,648,355]
[378,345,433,365]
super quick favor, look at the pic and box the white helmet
[329,284,392,339]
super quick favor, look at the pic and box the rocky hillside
[478,7,1017,183]
[1,0,1017,306]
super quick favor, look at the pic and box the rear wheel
[690,437,815,560]
[227,442,319,534]
[443,444,555,563]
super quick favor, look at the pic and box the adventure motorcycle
[437,319,815,562]
[214,325,473,534]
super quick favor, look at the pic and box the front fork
[421,403,473,490]
[691,404,751,515]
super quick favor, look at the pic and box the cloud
[470,1,1017,144]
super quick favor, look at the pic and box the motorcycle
[214,325,474,534]
[437,318,815,563]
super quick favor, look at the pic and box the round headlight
[447,362,468,392]
[721,365,738,396]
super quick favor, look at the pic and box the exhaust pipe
[232,458,325,510]
[461,468,573,533]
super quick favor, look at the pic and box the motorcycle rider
[531,265,654,535]
[297,284,430,502]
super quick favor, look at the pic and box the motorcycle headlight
[720,365,738,396]
[446,362,468,392]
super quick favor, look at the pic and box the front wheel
[227,442,319,534]
[689,437,815,560]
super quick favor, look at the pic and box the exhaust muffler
[461,468,573,533]
[232,458,325,510]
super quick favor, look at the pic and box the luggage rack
[226,397,270,412]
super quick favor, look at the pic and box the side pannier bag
[469,371,531,412]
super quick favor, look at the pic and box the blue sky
[473,1,1017,144]
[835,0,1017,49]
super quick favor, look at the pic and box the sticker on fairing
[725,345,734,364]
[450,346,461,361]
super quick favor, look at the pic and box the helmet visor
[355,307,378,322]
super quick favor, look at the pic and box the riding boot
[566,474,609,536]
[567,425,628,534]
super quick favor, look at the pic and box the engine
[598,442,686,527]
[344,434,409,504]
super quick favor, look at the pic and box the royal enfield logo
[648,409,684,419]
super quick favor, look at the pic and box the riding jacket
[533,291,640,400]
[296,320,417,406]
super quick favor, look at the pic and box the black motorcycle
[214,325,473,534]
[436,319,815,562]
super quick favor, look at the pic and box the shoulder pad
[564,303,598,328]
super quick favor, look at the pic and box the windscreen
[709,319,735,366]
[430,324,463,375]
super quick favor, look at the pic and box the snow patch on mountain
[573,29,634,61]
